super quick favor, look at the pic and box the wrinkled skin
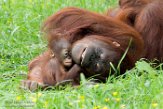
[71,36,122,80]
[51,38,73,68]
[21,7,143,90]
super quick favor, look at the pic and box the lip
[81,47,87,65]
[65,62,72,64]
[72,46,88,64]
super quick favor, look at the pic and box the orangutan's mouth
[80,47,87,65]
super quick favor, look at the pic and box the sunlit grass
[0,0,162,109]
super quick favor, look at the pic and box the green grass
[0,0,162,109]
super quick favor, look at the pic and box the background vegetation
[0,0,162,109]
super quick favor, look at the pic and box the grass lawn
[0,0,162,109]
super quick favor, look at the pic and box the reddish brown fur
[22,49,80,90]
[108,0,150,26]
[109,0,163,61]
[22,7,144,90]
[27,50,55,85]
[119,0,149,8]
[135,0,163,61]
[43,7,143,63]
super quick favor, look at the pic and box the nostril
[67,56,71,59]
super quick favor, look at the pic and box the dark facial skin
[60,48,72,68]
[71,36,121,78]
[52,38,73,68]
